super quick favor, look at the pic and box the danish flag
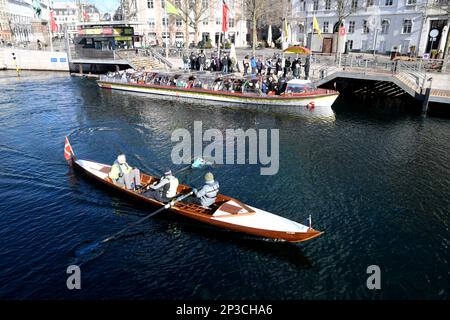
[64,136,74,161]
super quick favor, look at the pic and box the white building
[289,0,449,56]
[134,0,248,48]
[0,0,52,44]
[53,2,78,39]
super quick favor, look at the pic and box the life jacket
[198,180,220,208]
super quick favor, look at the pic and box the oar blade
[75,241,103,257]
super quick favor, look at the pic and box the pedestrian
[243,55,250,75]
[284,57,291,77]
[304,55,310,79]
[198,51,205,71]
[182,52,189,71]
[265,58,272,75]
[250,56,257,74]
[222,54,229,73]
[275,58,282,77]
[256,58,263,75]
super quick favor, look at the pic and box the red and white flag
[50,10,58,33]
[222,1,229,33]
[64,136,74,161]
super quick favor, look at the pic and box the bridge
[309,54,450,109]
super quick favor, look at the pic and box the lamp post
[372,28,379,56]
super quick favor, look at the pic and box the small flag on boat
[64,136,74,161]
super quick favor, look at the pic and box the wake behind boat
[97,70,339,118]
[65,138,322,243]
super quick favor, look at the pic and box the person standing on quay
[243,55,250,75]
[250,56,257,75]
[304,55,310,80]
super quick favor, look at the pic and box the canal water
[0,71,448,299]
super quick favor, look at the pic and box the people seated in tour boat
[108,154,142,191]
[192,172,220,209]
[145,169,179,203]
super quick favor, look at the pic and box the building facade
[134,0,248,48]
[0,0,53,44]
[289,0,449,56]
[53,2,78,39]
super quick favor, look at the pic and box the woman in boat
[108,154,142,191]
[192,172,220,208]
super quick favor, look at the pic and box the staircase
[115,49,171,71]
[126,55,163,71]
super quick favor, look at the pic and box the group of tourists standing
[182,50,310,80]
[242,54,310,79]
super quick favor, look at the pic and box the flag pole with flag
[218,1,229,58]
[313,15,322,39]
[64,136,75,162]
[166,1,181,16]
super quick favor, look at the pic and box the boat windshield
[242,79,261,94]
[285,83,316,93]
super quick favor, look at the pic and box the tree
[171,0,209,46]
[333,0,363,58]
[244,0,283,56]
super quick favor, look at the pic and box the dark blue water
[0,71,448,299]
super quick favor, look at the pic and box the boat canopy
[101,70,323,96]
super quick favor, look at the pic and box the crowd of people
[181,50,311,80]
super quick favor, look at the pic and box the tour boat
[65,138,322,243]
[97,71,339,118]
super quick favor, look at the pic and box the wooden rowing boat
[66,140,323,243]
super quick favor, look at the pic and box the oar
[75,191,194,256]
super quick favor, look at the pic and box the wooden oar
[75,191,194,256]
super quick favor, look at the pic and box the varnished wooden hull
[72,158,322,243]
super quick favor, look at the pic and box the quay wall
[0,48,69,72]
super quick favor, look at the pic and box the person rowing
[192,172,220,209]
[108,154,142,191]
[144,169,179,203]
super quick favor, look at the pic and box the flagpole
[47,0,54,51]
[165,1,168,59]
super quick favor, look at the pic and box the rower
[192,172,220,208]
[108,154,142,191]
[145,169,179,203]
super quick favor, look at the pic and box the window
[351,0,358,9]
[323,21,329,33]
[162,17,168,26]
[175,0,181,7]
[216,17,221,25]
[406,0,416,4]
[161,0,165,9]
[202,0,208,8]
[381,19,389,34]
[148,18,155,27]
[384,0,393,5]
[361,39,368,51]
[176,19,182,26]
[363,20,369,33]
[379,40,386,53]
[325,0,331,10]
[147,0,154,8]
[348,21,355,33]
[313,0,319,11]
[402,19,412,33]
[203,18,208,25]
[366,0,374,6]
[347,40,353,50]
[229,18,235,28]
